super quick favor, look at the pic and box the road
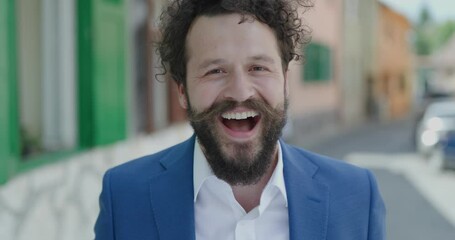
[293,117,455,240]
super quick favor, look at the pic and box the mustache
[187,98,286,124]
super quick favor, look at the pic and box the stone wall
[0,124,193,240]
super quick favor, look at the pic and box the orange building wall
[375,3,413,119]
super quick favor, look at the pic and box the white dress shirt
[193,140,289,240]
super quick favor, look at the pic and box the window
[0,0,128,184]
[303,42,332,82]
[16,0,77,159]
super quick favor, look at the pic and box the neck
[231,146,279,213]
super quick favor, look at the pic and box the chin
[220,136,261,162]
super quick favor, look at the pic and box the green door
[0,0,19,184]
[78,0,127,147]
[93,0,127,145]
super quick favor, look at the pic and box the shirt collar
[193,140,215,202]
[193,139,288,205]
[267,140,288,206]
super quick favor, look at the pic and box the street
[293,117,455,240]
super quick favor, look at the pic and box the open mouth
[220,111,261,136]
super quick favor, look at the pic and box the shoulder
[282,142,375,189]
[283,142,384,214]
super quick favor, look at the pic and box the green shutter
[0,0,20,184]
[303,43,332,82]
[93,0,127,145]
[303,43,318,80]
[78,0,94,148]
[320,45,331,80]
[78,0,127,147]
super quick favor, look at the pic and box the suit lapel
[149,136,196,240]
[281,141,329,240]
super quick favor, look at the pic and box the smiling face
[179,14,288,185]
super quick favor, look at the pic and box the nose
[222,70,255,102]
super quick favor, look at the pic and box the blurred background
[1,0,455,239]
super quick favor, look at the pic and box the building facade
[0,0,187,239]
[429,35,455,94]
[374,2,413,119]
[286,0,344,146]
[342,0,379,124]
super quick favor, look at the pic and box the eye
[250,66,267,72]
[206,68,225,75]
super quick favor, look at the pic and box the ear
[177,83,188,109]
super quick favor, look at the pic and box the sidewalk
[348,153,455,229]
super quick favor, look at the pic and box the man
[95,0,386,239]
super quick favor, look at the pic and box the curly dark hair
[157,0,313,86]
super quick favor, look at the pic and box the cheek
[255,80,286,106]
[188,85,220,110]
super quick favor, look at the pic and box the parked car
[411,91,453,148]
[415,100,455,159]
[429,132,455,170]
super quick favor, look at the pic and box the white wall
[0,124,193,240]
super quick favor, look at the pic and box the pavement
[348,153,455,239]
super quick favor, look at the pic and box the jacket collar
[149,136,196,240]
[281,139,330,240]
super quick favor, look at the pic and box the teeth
[222,111,258,120]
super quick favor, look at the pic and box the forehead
[185,13,281,62]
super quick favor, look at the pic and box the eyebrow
[197,58,227,70]
[196,54,277,70]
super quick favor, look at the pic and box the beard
[187,97,288,186]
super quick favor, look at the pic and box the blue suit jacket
[95,136,386,239]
